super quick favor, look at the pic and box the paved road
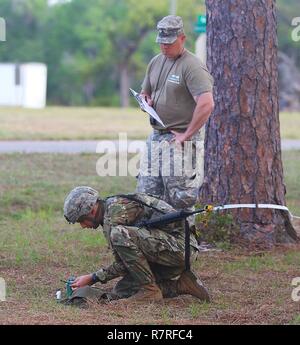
[281,140,300,151]
[0,140,145,153]
[0,139,299,153]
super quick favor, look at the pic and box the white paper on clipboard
[129,88,166,128]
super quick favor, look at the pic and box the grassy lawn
[0,106,299,140]
[0,106,151,140]
[0,151,299,325]
[280,112,300,140]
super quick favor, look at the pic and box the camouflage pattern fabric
[157,15,183,31]
[136,130,204,210]
[64,186,99,224]
[93,193,199,297]
[156,15,184,44]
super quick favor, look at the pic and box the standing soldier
[137,15,214,210]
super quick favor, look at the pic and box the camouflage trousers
[67,271,183,305]
[109,225,198,297]
[136,129,205,210]
[67,225,198,304]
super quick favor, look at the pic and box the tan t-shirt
[142,49,214,130]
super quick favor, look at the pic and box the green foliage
[0,0,205,106]
[0,0,299,105]
[195,207,239,248]
[277,0,300,66]
[223,254,277,273]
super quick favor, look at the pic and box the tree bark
[201,0,298,247]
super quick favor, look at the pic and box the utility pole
[170,0,177,15]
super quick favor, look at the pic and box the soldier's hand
[170,130,188,145]
[140,92,153,106]
[70,274,93,290]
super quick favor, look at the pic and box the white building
[0,62,47,108]
[47,0,71,6]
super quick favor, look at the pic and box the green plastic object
[195,14,207,33]
[66,276,75,297]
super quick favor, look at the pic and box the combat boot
[118,282,163,303]
[177,270,210,302]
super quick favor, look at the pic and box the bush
[195,206,239,249]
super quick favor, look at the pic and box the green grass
[0,153,136,271]
[0,106,151,140]
[187,301,211,319]
[0,106,298,140]
[0,151,299,324]
[223,254,276,273]
[280,112,300,140]
[290,314,300,325]
[282,150,300,215]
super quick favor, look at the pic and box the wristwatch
[91,272,100,284]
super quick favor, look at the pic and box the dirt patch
[1,246,300,325]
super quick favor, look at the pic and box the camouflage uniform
[156,15,184,44]
[95,193,199,299]
[136,15,212,210]
[136,130,204,210]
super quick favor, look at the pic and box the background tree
[0,0,298,107]
[0,0,48,62]
[85,0,204,107]
[201,0,298,247]
[277,0,300,67]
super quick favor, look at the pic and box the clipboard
[129,88,166,128]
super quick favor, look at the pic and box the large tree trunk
[201,0,298,247]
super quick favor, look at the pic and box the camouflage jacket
[95,193,199,283]
[102,193,198,249]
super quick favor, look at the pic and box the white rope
[212,203,300,219]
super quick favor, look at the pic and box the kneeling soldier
[63,186,210,303]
